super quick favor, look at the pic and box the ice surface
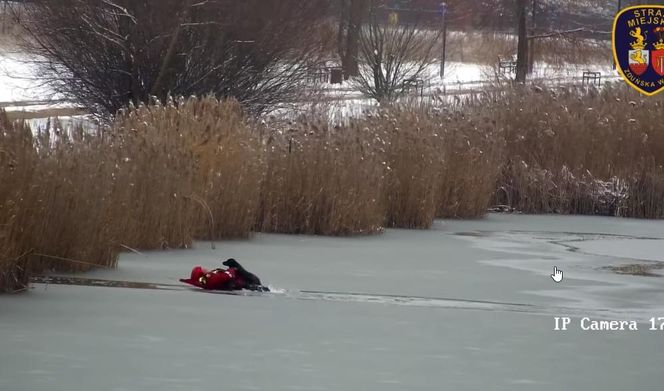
[572,238,663,263]
[2,214,664,390]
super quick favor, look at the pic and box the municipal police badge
[613,5,664,96]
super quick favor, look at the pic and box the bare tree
[12,0,330,115]
[354,3,441,102]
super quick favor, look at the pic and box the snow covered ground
[1,214,663,391]
[0,50,56,103]
[319,61,619,95]
[1,45,619,105]
[287,61,622,120]
[2,44,622,126]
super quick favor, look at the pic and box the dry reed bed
[377,109,443,229]
[436,109,505,218]
[0,98,264,292]
[114,98,265,241]
[258,117,387,235]
[258,106,504,234]
[366,106,503,226]
[0,117,124,291]
[493,84,664,218]
[0,116,37,292]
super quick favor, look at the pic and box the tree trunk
[342,0,366,79]
[515,0,529,83]
[337,0,348,59]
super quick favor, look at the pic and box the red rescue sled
[180,266,242,291]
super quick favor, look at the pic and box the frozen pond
[2,214,664,390]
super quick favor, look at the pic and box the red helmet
[178,266,209,288]
[190,266,206,281]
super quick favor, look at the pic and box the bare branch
[15,0,330,115]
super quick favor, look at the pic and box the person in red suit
[180,259,268,292]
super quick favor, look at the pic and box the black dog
[223,258,263,288]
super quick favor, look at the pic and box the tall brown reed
[113,97,264,242]
[493,84,664,218]
[0,113,36,291]
[436,109,505,218]
[0,98,266,292]
[0,114,124,293]
[365,108,443,228]
[27,121,123,271]
[258,117,387,235]
[256,104,505,233]
[363,105,504,224]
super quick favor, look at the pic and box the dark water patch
[32,275,183,290]
[487,205,520,213]
[603,263,664,278]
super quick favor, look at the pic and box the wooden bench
[402,78,425,97]
[498,56,517,76]
[582,71,602,86]
[306,66,344,85]
[306,69,329,84]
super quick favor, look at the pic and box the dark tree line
[337,1,620,34]
[12,0,330,115]
[7,0,626,114]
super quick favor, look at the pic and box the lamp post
[1,1,7,35]
[439,2,448,78]
[613,0,623,70]
[528,0,537,74]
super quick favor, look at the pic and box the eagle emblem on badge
[613,5,664,96]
